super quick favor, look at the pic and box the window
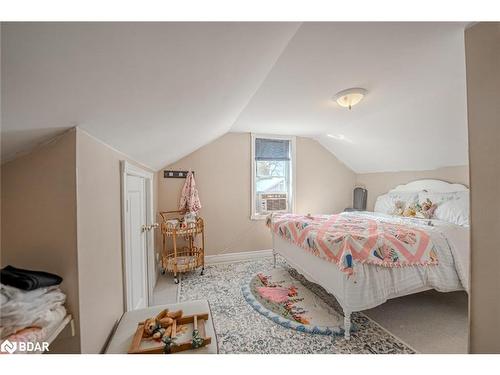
[251,134,295,220]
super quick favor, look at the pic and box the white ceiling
[231,22,469,173]
[1,22,300,169]
[1,22,469,172]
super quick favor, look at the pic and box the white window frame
[251,133,296,220]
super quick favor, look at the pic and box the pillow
[417,191,469,226]
[374,191,419,215]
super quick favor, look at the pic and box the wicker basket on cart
[159,210,205,284]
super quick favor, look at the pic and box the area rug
[242,269,345,336]
[178,256,416,354]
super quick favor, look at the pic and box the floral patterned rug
[243,269,345,335]
[178,257,416,354]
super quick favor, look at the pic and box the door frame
[120,160,155,312]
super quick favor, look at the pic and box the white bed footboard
[271,234,454,340]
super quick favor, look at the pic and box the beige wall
[75,128,157,353]
[356,166,469,211]
[295,137,356,215]
[157,133,356,255]
[1,129,80,353]
[0,127,158,354]
[465,22,500,353]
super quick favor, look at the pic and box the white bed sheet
[272,211,469,313]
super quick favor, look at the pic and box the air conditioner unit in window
[259,193,288,213]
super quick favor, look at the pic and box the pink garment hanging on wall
[179,171,201,213]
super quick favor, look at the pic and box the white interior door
[125,174,148,311]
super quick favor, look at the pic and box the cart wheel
[200,267,204,276]
[174,277,179,284]
[160,268,166,275]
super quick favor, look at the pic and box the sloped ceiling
[1,22,301,169]
[231,22,469,173]
[1,22,468,172]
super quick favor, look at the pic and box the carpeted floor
[178,258,416,354]
[153,256,468,354]
[364,289,468,353]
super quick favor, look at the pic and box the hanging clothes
[179,171,201,213]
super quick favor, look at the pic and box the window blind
[255,138,290,161]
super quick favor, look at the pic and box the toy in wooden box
[128,309,211,354]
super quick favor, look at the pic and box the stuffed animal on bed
[400,198,437,219]
[143,309,183,341]
[392,201,405,216]
[403,206,417,217]
[415,198,437,219]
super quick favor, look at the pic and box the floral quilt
[266,213,438,275]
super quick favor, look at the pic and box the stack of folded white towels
[0,266,67,353]
[0,284,67,340]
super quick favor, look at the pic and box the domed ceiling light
[334,88,367,110]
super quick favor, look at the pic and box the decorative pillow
[417,191,469,226]
[374,191,419,215]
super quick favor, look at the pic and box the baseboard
[205,249,273,265]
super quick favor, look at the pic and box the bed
[268,179,470,339]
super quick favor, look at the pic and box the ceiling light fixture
[334,88,367,110]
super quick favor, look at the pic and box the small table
[159,211,205,284]
[105,300,218,354]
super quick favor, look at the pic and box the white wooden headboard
[390,179,469,193]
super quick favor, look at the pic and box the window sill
[251,214,268,221]
[251,212,293,221]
